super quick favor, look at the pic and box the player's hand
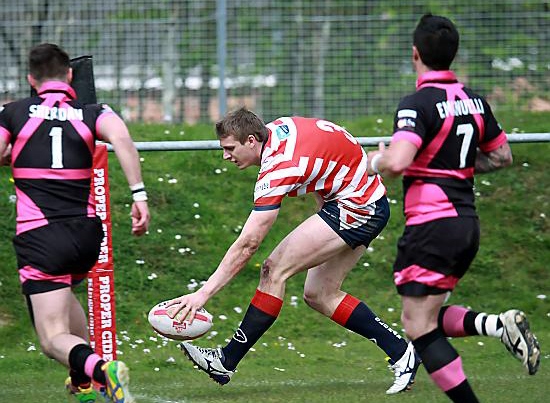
[165,291,209,324]
[366,142,386,176]
[131,200,150,236]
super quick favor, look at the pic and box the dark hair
[413,14,459,70]
[215,107,269,144]
[28,43,70,82]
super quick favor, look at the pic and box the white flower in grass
[250,347,256,352]
[367,246,374,253]
[536,295,546,300]
[179,131,185,135]
[0,355,4,359]
[522,162,529,167]
[27,345,36,351]
[154,367,160,372]
[274,367,286,372]
[143,348,151,354]
[194,214,201,219]
[219,315,227,320]
[149,336,158,342]
[233,307,243,314]
[481,180,491,186]
[135,259,145,265]
[193,202,200,208]
[122,335,130,341]
[363,262,370,268]
[175,234,182,240]
[278,336,286,341]
[299,353,305,358]
[139,157,145,162]
[387,307,395,312]
[477,342,484,346]
[214,168,222,174]
[164,130,170,135]
[130,344,137,349]
[117,350,123,355]
[8,195,16,203]
[287,343,295,351]
[540,213,546,219]
[135,339,144,344]
[158,177,164,182]
[157,229,163,233]
[166,356,176,363]
[222,167,227,172]
[168,178,178,184]
[262,342,268,347]
[376,118,383,124]
[475,192,481,197]
[116,340,122,346]
[147,273,158,280]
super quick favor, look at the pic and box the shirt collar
[416,70,458,89]
[37,81,77,100]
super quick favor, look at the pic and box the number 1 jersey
[0,81,114,234]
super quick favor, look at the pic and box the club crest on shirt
[275,125,290,140]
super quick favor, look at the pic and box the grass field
[0,111,549,402]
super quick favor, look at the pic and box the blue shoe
[102,361,135,403]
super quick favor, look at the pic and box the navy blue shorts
[317,196,390,249]
[13,217,103,295]
[393,216,480,296]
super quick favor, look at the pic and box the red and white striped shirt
[253,117,385,217]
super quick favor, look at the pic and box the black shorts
[318,196,390,249]
[13,217,103,295]
[393,216,480,296]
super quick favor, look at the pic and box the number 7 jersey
[0,81,115,234]
[391,70,508,225]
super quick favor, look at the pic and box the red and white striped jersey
[253,116,386,215]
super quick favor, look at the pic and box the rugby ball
[147,300,213,341]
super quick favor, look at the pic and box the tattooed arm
[475,143,513,173]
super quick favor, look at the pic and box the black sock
[68,344,106,385]
[222,289,283,371]
[331,294,407,362]
[413,329,479,403]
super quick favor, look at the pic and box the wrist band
[130,182,145,191]
[130,182,147,201]
[370,153,382,174]
[132,190,148,202]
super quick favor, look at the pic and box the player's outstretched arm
[166,208,279,322]
[97,112,151,235]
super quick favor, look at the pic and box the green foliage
[0,112,549,401]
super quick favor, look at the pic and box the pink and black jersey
[391,71,507,225]
[0,81,115,234]
[254,116,386,221]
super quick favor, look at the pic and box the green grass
[0,111,549,402]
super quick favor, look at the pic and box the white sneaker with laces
[386,341,421,395]
[500,309,540,375]
[179,342,235,385]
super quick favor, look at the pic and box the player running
[0,43,150,402]
[168,108,421,394]
[366,14,540,402]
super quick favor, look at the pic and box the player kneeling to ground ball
[0,43,150,403]
[167,108,421,394]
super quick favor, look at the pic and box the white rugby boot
[179,342,235,385]
[386,341,421,394]
[500,309,540,375]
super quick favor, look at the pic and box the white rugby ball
[148,300,213,341]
